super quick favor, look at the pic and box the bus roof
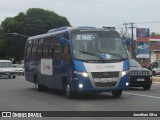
[27,26,115,40]
[0,60,12,63]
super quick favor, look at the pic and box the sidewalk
[152,77,160,83]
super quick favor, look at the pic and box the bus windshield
[72,30,128,61]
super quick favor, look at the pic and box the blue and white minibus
[24,26,130,98]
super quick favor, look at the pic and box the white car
[152,65,160,76]
[13,64,24,75]
[0,60,16,78]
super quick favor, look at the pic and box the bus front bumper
[69,73,130,93]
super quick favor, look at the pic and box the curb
[152,77,160,83]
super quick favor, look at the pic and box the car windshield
[13,64,23,68]
[129,59,141,68]
[0,62,13,68]
[71,30,128,62]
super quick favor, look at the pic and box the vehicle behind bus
[0,60,16,78]
[24,26,130,98]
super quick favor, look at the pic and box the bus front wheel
[64,82,75,98]
[111,90,122,97]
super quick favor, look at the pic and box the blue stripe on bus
[123,59,130,71]
[73,60,86,72]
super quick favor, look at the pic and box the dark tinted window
[26,40,34,59]
[48,37,55,58]
[43,38,50,58]
[54,37,62,58]
[31,39,39,59]
[37,38,44,58]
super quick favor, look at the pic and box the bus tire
[111,90,122,97]
[34,76,46,91]
[35,80,44,91]
[64,81,75,98]
[13,76,16,79]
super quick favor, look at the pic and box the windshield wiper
[99,51,126,59]
[76,50,126,61]
[77,50,105,61]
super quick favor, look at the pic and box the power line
[135,21,160,24]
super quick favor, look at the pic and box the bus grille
[91,72,119,78]
[94,81,117,87]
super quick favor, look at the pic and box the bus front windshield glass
[72,30,128,61]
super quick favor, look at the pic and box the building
[149,36,160,63]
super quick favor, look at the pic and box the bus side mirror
[59,37,66,47]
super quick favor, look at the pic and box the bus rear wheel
[111,90,122,97]
[35,80,46,91]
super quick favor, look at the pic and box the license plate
[101,79,107,83]
[137,78,145,81]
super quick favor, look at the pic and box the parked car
[152,65,160,76]
[13,64,24,75]
[147,61,159,70]
[129,59,152,90]
[0,60,16,78]
[147,61,160,76]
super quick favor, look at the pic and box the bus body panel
[70,59,130,92]
[25,58,72,90]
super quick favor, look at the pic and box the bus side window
[26,40,34,60]
[48,37,55,58]
[54,37,62,58]
[37,38,44,58]
[61,44,72,66]
[61,33,71,65]
[60,32,69,54]
[31,39,39,59]
[43,38,50,58]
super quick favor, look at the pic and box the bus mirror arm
[59,37,69,47]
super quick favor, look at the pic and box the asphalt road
[0,76,160,120]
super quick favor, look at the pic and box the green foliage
[0,8,71,62]
[150,32,160,36]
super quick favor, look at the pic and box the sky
[0,0,160,37]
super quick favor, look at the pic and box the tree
[150,32,160,36]
[0,8,71,62]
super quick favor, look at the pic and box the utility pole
[123,23,129,36]
[123,22,136,58]
[130,23,136,59]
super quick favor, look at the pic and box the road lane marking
[151,88,160,90]
[123,92,160,99]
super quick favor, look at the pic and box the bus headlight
[121,71,128,77]
[79,84,83,88]
[126,82,129,86]
[74,71,88,77]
